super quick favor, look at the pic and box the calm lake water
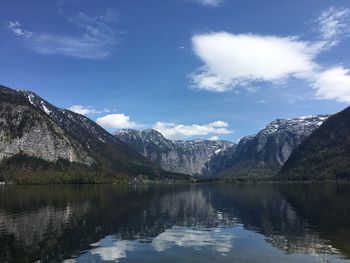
[1,183,350,263]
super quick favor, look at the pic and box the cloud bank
[153,121,231,140]
[95,113,232,140]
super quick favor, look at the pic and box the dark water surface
[1,183,350,262]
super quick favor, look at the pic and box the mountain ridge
[114,128,235,175]
[202,114,331,178]
[0,85,164,183]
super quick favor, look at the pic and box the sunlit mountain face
[0,184,350,262]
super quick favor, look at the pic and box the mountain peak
[259,114,331,136]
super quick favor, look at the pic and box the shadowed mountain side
[279,106,350,180]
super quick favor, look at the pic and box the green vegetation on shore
[0,154,188,185]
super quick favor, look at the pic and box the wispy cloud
[4,21,32,38]
[68,105,110,116]
[153,121,231,140]
[5,6,119,59]
[189,7,350,103]
[315,6,350,46]
[191,0,223,7]
[96,114,138,129]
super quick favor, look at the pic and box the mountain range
[115,115,330,179]
[1,84,349,182]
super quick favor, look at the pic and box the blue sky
[1,0,350,142]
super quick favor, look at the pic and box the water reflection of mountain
[0,184,349,262]
[277,184,350,258]
[0,185,234,262]
[211,184,345,257]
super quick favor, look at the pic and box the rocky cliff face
[204,115,330,178]
[114,129,234,175]
[0,85,160,180]
[0,99,93,165]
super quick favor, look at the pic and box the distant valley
[114,128,234,176]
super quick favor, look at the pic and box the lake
[0,183,350,262]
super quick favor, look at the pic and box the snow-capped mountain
[203,114,331,178]
[0,85,160,180]
[258,115,329,137]
[114,129,235,175]
[0,84,334,181]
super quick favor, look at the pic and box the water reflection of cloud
[152,226,234,254]
[86,226,234,262]
[90,236,135,261]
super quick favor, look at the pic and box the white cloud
[192,0,223,7]
[96,114,137,129]
[208,136,219,141]
[68,105,110,116]
[6,8,119,59]
[90,236,135,261]
[153,121,231,140]
[208,120,229,127]
[4,21,32,38]
[190,32,320,92]
[316,6,350,46]
[189,7,350,103]
[313,66,350,103]
[89,227,233,261]
[152,227,233,254]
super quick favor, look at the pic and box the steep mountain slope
[0,85,162,182]
[278,106,350,180]
[202,143,238,175]
[205,115,330,178]
[114,129,234,175]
